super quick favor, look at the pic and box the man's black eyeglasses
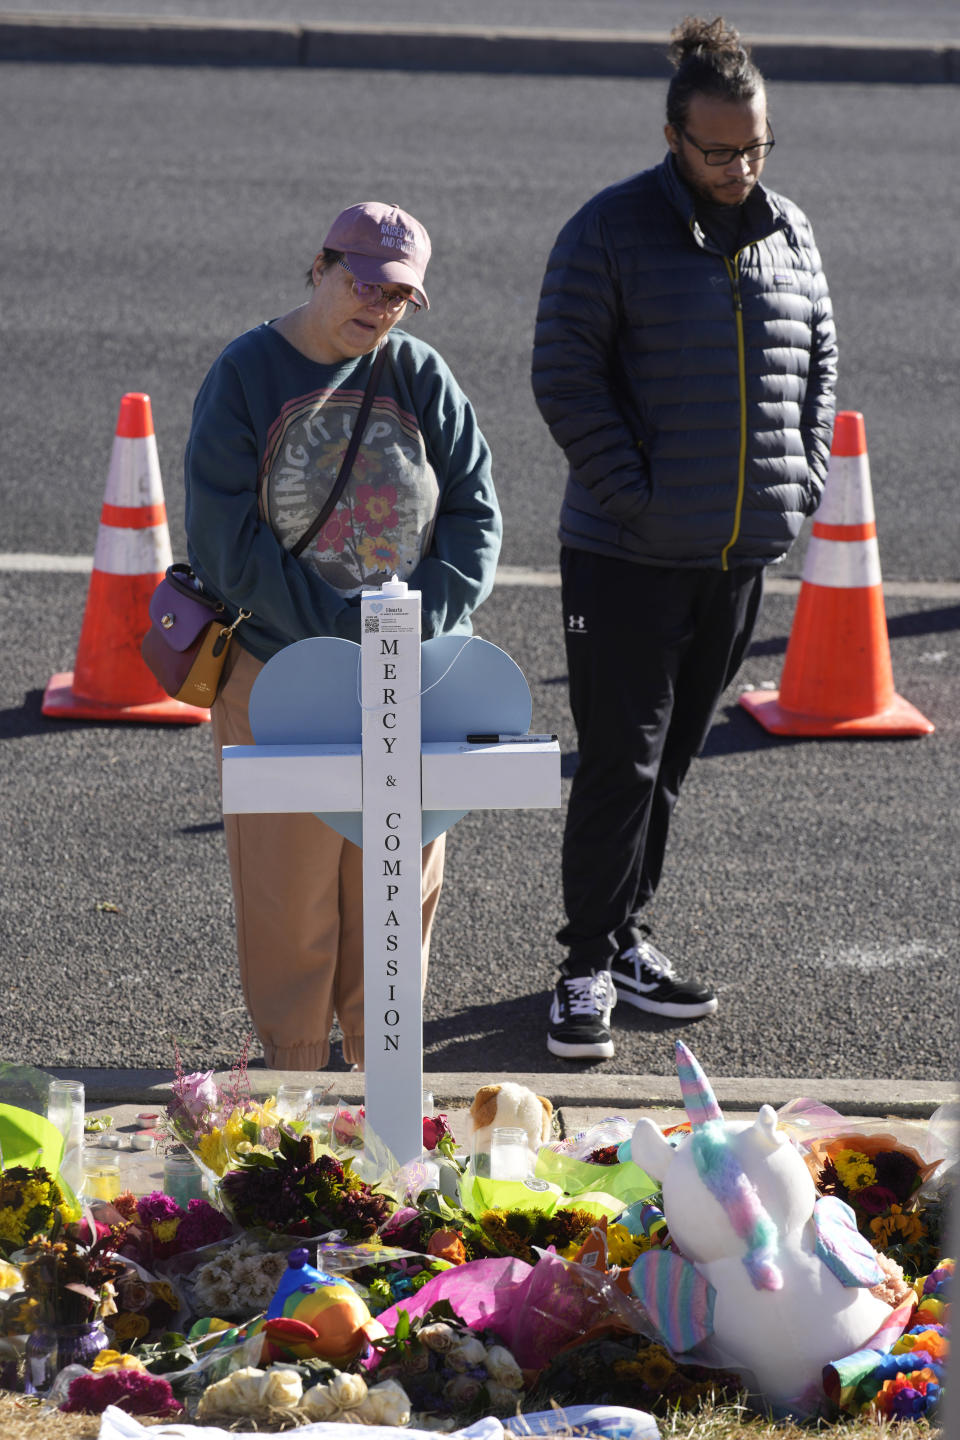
[679,125,775,167]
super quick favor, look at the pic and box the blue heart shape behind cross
[248,634,533,847]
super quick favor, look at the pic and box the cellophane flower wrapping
[368,1256,533,1360]
[498,1246,657,1370]
[789,1101,954,1275]
[369,1245,656,1374]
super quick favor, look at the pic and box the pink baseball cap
[323,201,431,310]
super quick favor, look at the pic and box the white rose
[329,1370,369,1410]
[446,1334,488,1371]
[260,1367,303,1409]
[484,1344,523,1389]
[359,1378,412,1427]
[196,1367,266,1418]
[419,1321,459,1353]
[299,1383,341,1420]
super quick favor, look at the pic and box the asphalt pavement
[0,13,958,1115]
[0,3,958,79]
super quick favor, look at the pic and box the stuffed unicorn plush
[628,1042,899,1413]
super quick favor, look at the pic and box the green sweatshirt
[184,322,501,661]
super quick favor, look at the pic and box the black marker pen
[466,733,558,743]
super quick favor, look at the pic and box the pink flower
[332,1106,365,1145]
[175,1070,219,1121]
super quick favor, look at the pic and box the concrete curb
[49,1066,958,1120]
[0,15,958,82]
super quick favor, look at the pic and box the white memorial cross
[221,579,559,1166]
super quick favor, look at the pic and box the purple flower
[137,1192,185,1225]
[175,1198,234,1252]
[379,1206,424,1249]
[873,1149,921,1199]
[853,1185,899,1216]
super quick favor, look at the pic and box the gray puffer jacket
[532,154,838,570]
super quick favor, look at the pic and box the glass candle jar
[162,1145,204,1207]
[489,1126,531,1182]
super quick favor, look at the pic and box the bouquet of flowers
[372,1299,526,1421]
[59,1350,183,1417]
[0,1166,75,1259]
[805,1130,946,1274]
[193,1358,411,1426]
[164,1049,283,1180]
[218,1127,395,1241]
[17,1223,125,1328]
[79,1190,234,1271]
[187,1234,297,1318]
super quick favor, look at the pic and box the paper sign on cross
[221,579,560,1166]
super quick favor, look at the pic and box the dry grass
[653,1396,941,1438]
[0,1392,944,1440]
[0,1393,173,1440]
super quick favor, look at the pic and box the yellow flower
[606,1223,642,1267]
[197,1128,229,1175]
[357,534,400,572]
[151,1280,179,1310]
[834,1149,877,1192]
[250,1099,280,1130]
[223,1108,251,1160]
[151,1219,180,1244]
[21,1179,50,1208]
[0,1207,22,1244]
[869,1204,925,1249]
[92,1350,146,1372]
[638,1345,676,1389]
[109,1312,151,1342]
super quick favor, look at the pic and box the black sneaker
[547,969,617,1059]
[611,936,718,1019]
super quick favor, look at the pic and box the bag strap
[290,343,389,559]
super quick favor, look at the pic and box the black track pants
[557,548,764,972]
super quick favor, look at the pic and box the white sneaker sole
[547,1033,615,1059]
[615,988,718,1018]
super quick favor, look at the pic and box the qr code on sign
[364,616,380,633]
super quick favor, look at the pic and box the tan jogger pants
[211,643,446,1070]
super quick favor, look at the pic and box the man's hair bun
[668,15,749,70]
[665,14,764,128]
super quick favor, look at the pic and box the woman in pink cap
[185,201,501,1072]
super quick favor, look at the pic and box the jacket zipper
[721,252,748,571]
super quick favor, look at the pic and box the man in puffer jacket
[532,15,837,1059]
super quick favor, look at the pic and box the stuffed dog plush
[465,1082,553,1156]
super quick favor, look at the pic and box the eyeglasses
[337,258,420,314]
[679,124,775,167]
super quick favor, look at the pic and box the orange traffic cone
[739,411,933,737]
[43,393,210,724]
